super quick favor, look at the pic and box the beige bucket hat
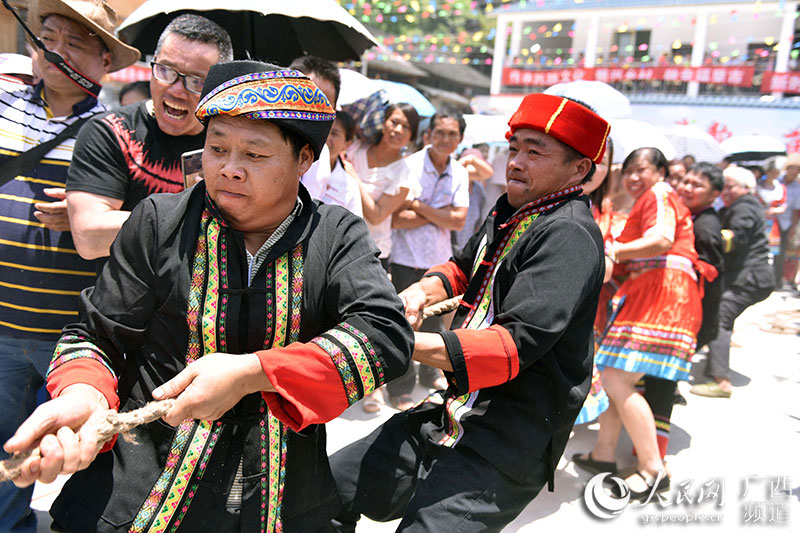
[27,0,140,73]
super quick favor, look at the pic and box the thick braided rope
[0,296,463,482]
[420,295,461,319]
[0,399,174,482]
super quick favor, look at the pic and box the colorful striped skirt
[575,362,609,424]
[595,268,702,382]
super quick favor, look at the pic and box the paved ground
[31,289,800,531]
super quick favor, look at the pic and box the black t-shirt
[67,100,205,211]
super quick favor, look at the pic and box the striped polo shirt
[0,80,104,340]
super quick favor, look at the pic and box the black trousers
[387,263,445,398]
[330,403,548,532]
[705,285,772,379]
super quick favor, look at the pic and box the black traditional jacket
[425,188,605,489]
[46,183,413,532]
[719,194,774,291]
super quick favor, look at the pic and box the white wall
[568,10,787,64]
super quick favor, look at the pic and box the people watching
[667,158,687,189]
[757,156,788,286]
[117,80,151,107]
[331,93,606,531]
[691,166,774,398]
[4,59,413,532]
[66,14,233,260]
[385,111,470,410]
[775,153,800,290]
[347,103,420,271]
[0,1,138,530]
[451,146,494,253]
[290,55,340,201]
[579,147,702,500]
[318,109,363,216]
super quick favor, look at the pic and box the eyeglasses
[150,62,205,94]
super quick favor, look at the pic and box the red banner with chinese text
[760,71,800,94]
[502,66,756,88]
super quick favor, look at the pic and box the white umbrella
[118,0,378,65]
[664,124,727,163]
[544,80,633,121]
[610,118,677,164]
[338,70,436,117]
[462,114,511,147]
[719,134,787,163]
[338,69,376,107]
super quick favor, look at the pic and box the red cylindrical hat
[506,93,610,164]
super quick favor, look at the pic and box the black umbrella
[117,0,378,66]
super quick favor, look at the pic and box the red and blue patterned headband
[195,69,335,123]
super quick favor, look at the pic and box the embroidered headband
[506,93,610,164]
[195,61,335,160]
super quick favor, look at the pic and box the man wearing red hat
[331,93,609,531]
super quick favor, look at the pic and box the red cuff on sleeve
[454,325,519,391]
[257,342,350,432]
[425,261,469,296]
[46,359,120,452]
[46,359,120,411]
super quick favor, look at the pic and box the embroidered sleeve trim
[45,334,119,410]
[311,337,360,405]
[311,322,384,401]
[47,334,117,382]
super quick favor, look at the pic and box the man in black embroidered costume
[330,93,608,531]
[5,61,413,532]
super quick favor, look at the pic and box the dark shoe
[673,391,688,406]
[614,470,671,502]
[572,452,618,475]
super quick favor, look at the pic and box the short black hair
[155,14,233,63]
[289,55,341,106]
[334,109,356,142]
[623,147,670,178]
[559,141,597,184]
[276,123,309,159]
[690,162,724,191]
[119,81,150,103]
[428,110,466,136]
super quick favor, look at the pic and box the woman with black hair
[347,103,420,272]
[347,103,420,413]
[575,147,702,500]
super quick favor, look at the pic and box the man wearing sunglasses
[65,14,233,260]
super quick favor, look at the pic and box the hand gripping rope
[0,297,462,481]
